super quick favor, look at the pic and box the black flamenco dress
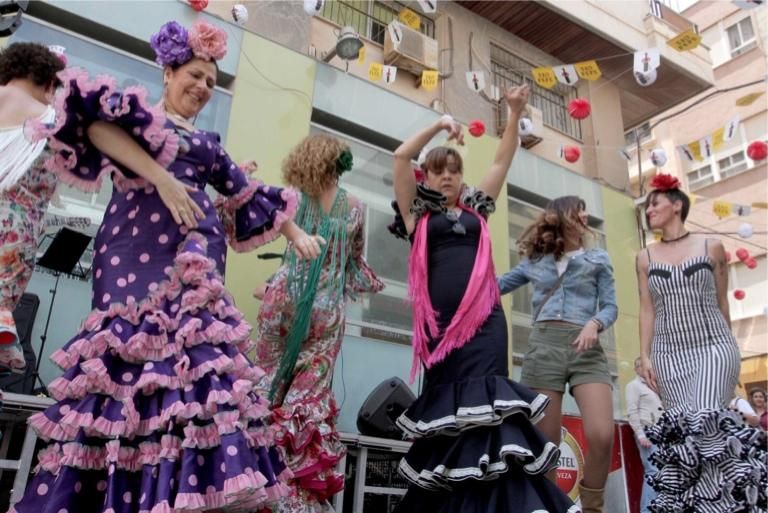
[390,186,579,513]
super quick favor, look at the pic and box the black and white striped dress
[645,243,767,513]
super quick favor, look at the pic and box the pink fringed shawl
[408,207,500,382]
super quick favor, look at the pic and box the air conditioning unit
[383,21,438,76]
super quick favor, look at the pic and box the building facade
[1,1,716,510]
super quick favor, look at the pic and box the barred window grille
[319,1,435,46]
[490,43,581,140]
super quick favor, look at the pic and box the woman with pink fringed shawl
[387,86,579,513]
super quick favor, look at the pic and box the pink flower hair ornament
[150,20,227,68]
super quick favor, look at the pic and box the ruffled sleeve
[210,141,298,253]
[345,201,384,299]
[461,185,496,218]
[387,184,445,240]
[26,67,179,193]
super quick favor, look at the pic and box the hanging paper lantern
[303,0,325,15]
[563,146,581,163]
[650,148,668,167]
[567,98,591,120]
[738,222,754,239]
[733,289,746,300]
[725,251,731,263]
[189,0,208,11]
[519,117,534,137]
[468,120,485,137]
[745,258,758,270]
[231,4,249,24]
[747,140,767,161]
[634,68,657,87]
[735,248,750,261]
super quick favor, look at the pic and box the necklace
[660,231,690,243]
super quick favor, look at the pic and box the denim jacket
[497,248,618,330]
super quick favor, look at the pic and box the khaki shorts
[520,323,612,394]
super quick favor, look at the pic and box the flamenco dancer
[389,85,579,513]
[0,42,64,372]
[254,134,383,513]
[497,195,617,513]
[9,20,323,513]
[637,174,767,512]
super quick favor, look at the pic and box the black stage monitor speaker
[357,377,416,440]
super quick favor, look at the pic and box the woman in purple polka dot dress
[9,20,324,513]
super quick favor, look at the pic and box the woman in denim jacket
[497,195,617,513]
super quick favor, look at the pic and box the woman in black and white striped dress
[636,174,766,513]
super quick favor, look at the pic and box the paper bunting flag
[732,0,764,9]
[554,64,579,86]
[700,135,713,158]
[575,61,602,81]
[398,7,421,30]
[421,70,439,91]
[736,91,764,106]
[752,202,768,209]
[303,0,324,15]
[634,48,660,74]
[466,71,486,93]
[368,62,383,82]
[417,0,437,13]
[667,28,702,52]
[357,44,366,64]
[735,204,752,216]
[724,116,740,140]
[687,141,703,161]
[489,84,502,102]
[532,67,557,89]
[712,127,725,150]
[388,21,404,47]
[678,145,695,162]
[382,65,397,85]
[713,200,732,218]
[688,194,697,206]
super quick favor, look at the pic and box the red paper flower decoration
[733,289,745,300]
[649,173,681,191]
[563,146,581,163]
[567,98,591,120]
[468,120,485,137]
[414,167,425,182]
[745,258,758,270]
[190,0,208,11]
[747,140,767,161]
[735,248,750,261]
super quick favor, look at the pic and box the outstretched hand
[437,115,465,146]
[505,84,530,116]
[155,175,205,229]
[240,160,258,176]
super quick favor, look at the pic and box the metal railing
[319,0,435,45]
[490,43,582,141]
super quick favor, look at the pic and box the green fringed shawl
[269,188,350,401]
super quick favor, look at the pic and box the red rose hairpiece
[649,173,680,191]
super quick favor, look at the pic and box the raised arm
[393,116,463,235]
[478,85,529,201]
[87,121,204,228]
[497,260,530,295]
[708,239,731,328]
[636,250,658,392]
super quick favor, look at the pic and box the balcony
[457,0,714,129]
[317,0,435,46]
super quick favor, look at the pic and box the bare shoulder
[0,86,48,124]
[635,246,650,270]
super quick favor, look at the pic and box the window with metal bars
[490,43,581,140]
[319,1,435,46]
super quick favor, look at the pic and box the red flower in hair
[414,167,426,182]
[649,173,680,191]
